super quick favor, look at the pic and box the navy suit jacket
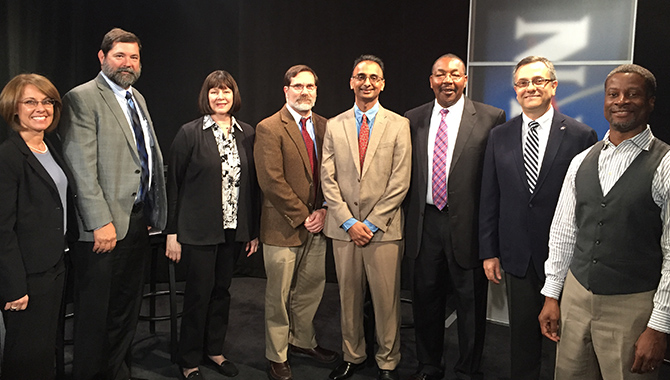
[478,111,597,278]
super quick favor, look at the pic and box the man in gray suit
[60,28,167,380]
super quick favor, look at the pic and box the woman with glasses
[165,70,260,379]
[0,74,78,379]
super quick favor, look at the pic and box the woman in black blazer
[0,74,78,379]
[165,70,260,379]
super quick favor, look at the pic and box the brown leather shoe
[268,360,292,380]
[289,344,339,364]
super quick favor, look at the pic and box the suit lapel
[362,107,388,177]
[280,106,313,179]
[533,113,566,195]
[509,116,528,193]
[342,108,361,175]
[416,104,432,196]
[449,98,476,174]
[11,134,61,203]
[95,74,140,163]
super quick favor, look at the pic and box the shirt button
[593,259,598,264]
[598,221,603,226]
[135,169,140,174]
[595,240,601,245]
[601,202,606,207]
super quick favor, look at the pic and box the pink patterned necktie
[432,109,449,210]
[359,115,369,170]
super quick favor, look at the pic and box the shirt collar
[432,95,464,117]
[100,71,133,98]
[521,105,554,129]
[354,101,380,122]
[202,114,242,132]
[286,104,311,126]
[603,125,653,151]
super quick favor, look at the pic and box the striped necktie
[432,108,449,210]
[524,120,540,193]
[126,91,149,201]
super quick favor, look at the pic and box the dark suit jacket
[165,117,260,244]
[254,105,326,247]
[60,73,167,240]
[404,98,506,269]
[0,132,78,303]
[479,111,597,278]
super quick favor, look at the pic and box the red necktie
[432,109,449,210]
[359,115,369,170]
[300,117,316,178]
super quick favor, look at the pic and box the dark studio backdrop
[2,0,669,145]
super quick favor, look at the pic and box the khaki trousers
[555,271,659,380]
[263,233,327,362]
[332,239,402,370]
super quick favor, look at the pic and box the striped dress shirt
[541,126,670,333]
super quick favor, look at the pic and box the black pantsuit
[71,208,149,380]
[178,231,242,368]
[1,259,65,380]
[413,206,487,378]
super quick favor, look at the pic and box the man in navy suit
[479,56,597,380]
[405,54,506,380]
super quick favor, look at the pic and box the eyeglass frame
[20,99,57,108]
[431,72,466,81]
[289,84,317,92]
[351,74,384,84]
[514,77,555,89]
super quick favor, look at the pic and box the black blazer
[404,98,506,269]
[0,132,78,303]
[165,117,260,245]
[478,111,597,278]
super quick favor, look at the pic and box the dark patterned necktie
[524,120,540,193]
[126,91,149,201]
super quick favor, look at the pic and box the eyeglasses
[289,84,316,92]
[432,72,465,81]
[352,74,384,84]
[514,78,555,88]
[20,99,56,108]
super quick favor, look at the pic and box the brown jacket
[254,105,326,246]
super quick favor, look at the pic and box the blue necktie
[126,91,149,202]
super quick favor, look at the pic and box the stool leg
[169,260,178,363]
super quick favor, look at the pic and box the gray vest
[571,139,669,295]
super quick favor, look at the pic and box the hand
[538,297,561,342]
[347,221,373,247]
[4,294,29,311]
[93,222,117,253]
[165,234,182,263]
[304,209,326,233]
[245,238,259,257]
[631,327,667,374]
[483,258,502,284]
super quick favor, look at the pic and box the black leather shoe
[217,360,239,377]
[407,372,440,380]
[329,361,365,380]
[289,344,339,363]
[378,369,399,380]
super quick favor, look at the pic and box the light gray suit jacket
[321,105,411,242]
[60,73,167,241]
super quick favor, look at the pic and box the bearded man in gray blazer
[60,28,167,380]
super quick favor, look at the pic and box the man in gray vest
[538,64,670,379]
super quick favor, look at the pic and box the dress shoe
[179,368,203,379]
[407,372,441,380]
[205,357,239,377]
[289,343,338,363]
[329,361,364,380]
[268,360,292,380]
[378,369,399,380]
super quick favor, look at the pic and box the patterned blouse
[203,115,242,230]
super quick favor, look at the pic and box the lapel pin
[560,126,566,130]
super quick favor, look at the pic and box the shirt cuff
[363,219,378,233]
[647,308,670,334]
[540,279,564,300]
[342,218,357,231]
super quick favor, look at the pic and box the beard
[102,59,141,88]
[289,95,316,112]
[610,120,640,133]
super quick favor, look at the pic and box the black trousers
[71,208,149,380]
[505,261,554,380]
[1,258,65,380]
[177,230,241,368]
[412,205,488,378]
